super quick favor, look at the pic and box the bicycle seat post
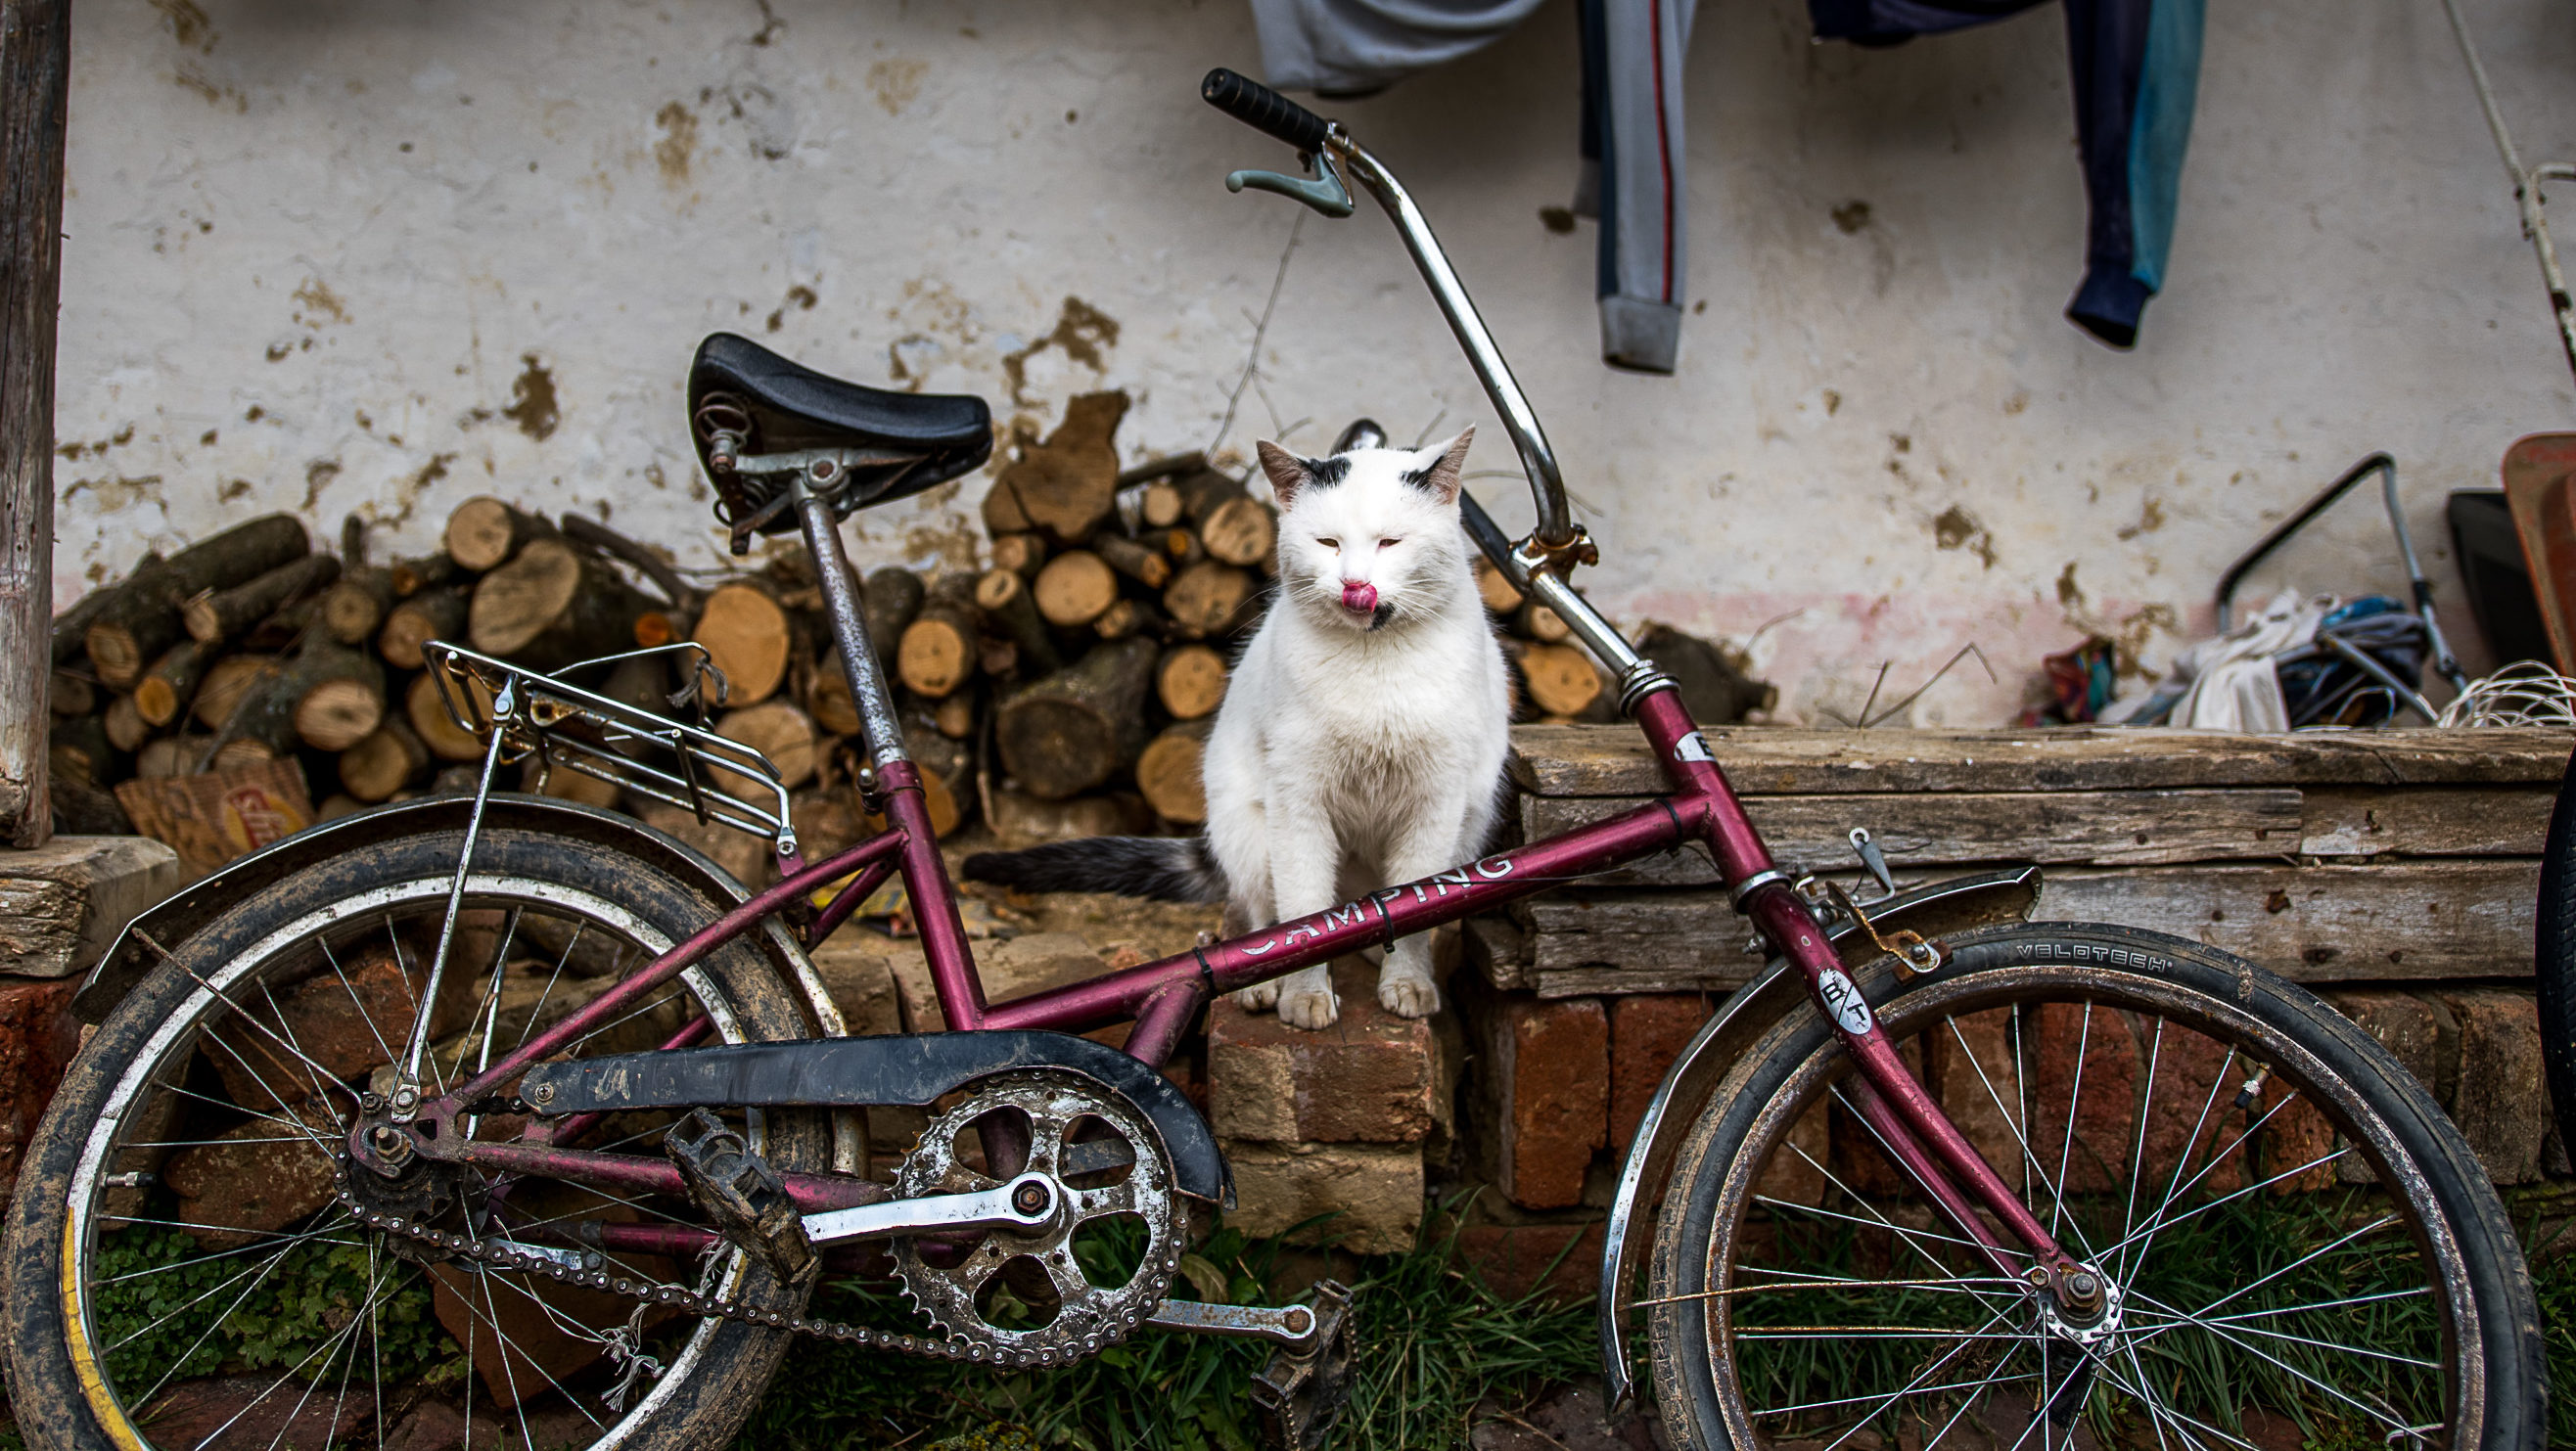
[793,465,908,771]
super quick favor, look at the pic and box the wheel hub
[2035,1263,2124,1347]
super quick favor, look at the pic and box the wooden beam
[1523,788,2306,884]
[1512,860,2539,985]
[1506,723,2576,798]
[0,0,71,847]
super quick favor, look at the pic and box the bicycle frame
[396,112,2097,1314]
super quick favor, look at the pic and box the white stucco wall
[51,0,2576,724]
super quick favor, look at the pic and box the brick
[429,1259,642,1408]
[1925,1007,2032,1200]
[1211,958,1446,1144]
[1494,996,1608,1209]
[2436,988,2545,1186]
[1221,1140,1423,1254]
[2025,1003,2139,1196]
[2259,1076,2340,1194]
[2324,990,2443,1095]
[161,1097,342,1251]
[207,950,464,1113]
[807,935,903,1035]
[2323,990,2447,1187]
[384,1400,505,1451]
[1454,1221,1604,1304]
[2136,1022,2248,1198]
[139,1374,370,1450]
[0,977,82,1208]
[1829,1032,1929,1200]
[884,930,1113,1033]
[0,836,182,980]
[1608,994,1710,1153]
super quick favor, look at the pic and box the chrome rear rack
[420,640,801,870]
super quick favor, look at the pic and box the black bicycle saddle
[687,333,992,534]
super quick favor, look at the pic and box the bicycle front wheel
[1647,922,2546,1450]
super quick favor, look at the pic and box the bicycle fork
[1640,691,2112,1328]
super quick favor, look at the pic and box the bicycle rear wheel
[1647,922,2545,1450]
[3,827,830,1451]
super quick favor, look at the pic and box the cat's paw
[1233,981,1280,1013]
[1276,979,1342,1030]
[1377,963,1441,1019]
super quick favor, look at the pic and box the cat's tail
[960,837,1227,903]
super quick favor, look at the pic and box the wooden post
[0,0,71,848]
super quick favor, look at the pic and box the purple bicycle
[3,69,2544,1451]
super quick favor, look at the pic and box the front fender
[71,794,848,1044]
[1594,864,2042,1409]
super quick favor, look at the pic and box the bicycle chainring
[890,1070,1183,1366]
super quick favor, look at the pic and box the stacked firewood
[44,504,713,841]
[48,391,1769,869]
[947,391,1270,837]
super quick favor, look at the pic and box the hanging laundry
[1576,0,1697,372]
[1245,0,1696,372]
[1246,0,1550,97]
[1245,0,2202,367]
[1811,0,2206,348]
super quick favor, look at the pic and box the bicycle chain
[330,1157,1154,1371]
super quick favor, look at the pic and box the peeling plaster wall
[53,0,2576,724]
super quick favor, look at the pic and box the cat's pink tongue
[1341,582,1379,613]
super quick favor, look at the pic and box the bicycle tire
[2533,746,2576,1162]
[3,827,829,1451]
[1647,921,2546,1450]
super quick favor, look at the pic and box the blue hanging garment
[1810,0,2207,348]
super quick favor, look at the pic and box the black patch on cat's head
[1308,455,1350,488]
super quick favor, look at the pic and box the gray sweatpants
[1578,0,1697,373]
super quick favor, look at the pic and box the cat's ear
[1257,440,1314,507]
[1406,426,1475,504]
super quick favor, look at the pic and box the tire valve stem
[2232,1064,2271,1114]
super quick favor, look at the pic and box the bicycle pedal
[1250,1280,1356,1451]
[664,1109,817,1289]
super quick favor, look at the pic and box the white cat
[963,427,1512,1029]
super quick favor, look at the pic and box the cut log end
[1137,725,1209,824]
[1033,551,1119,629]
[691,580,793,706]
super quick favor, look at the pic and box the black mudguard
[522,1030,1231,1206]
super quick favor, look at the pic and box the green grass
[733,1205,1597,1451]
[1733,1190,2444,1447]
[35,1196,2576,1449]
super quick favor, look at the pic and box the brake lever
[1226,147,1356,218]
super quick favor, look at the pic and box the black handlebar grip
[1201,68,1332,154]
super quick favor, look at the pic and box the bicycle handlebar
[1200,68,1332,154]
[1198,68,1586,561]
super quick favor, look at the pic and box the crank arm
[1144,1297,1321,1348]
[801,1172,1057,1247]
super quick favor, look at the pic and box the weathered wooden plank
[1523,789,2303,884]
[1535,965,1757,999]
[0,0,71,846]
[2298,787,2554,858]
[1518,861,2538,983]
[1507,724,2576,799]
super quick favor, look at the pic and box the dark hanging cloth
[1810,0,2207,348]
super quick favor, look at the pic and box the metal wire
[2434,659,2576,726]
